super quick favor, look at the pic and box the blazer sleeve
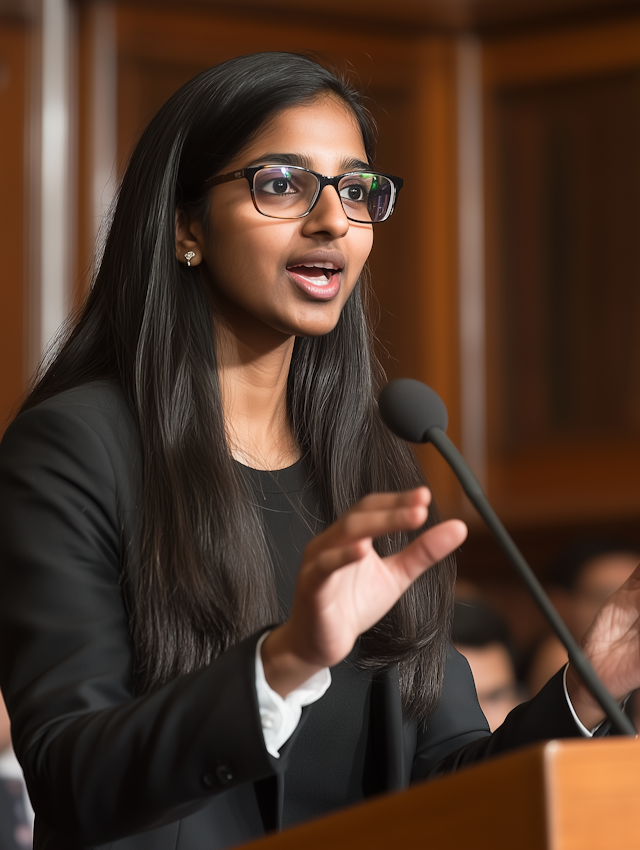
[411,645,585,781]
[0,398,284,845]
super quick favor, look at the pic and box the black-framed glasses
[203,164,403,223]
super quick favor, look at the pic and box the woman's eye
[340,183,367,203]
[259,177,296,195]
[256,173,300,197]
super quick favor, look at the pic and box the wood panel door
[483,16,640,525]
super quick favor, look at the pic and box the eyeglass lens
[252,166,393,223]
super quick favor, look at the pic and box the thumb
[391,519,467,583]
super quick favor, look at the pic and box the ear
[175,208,203,267]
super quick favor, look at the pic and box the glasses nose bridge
[309,173,346,216]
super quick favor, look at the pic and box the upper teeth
[301,263,338,270]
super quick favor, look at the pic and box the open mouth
[286,263,340,285]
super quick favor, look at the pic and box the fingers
[306,540,372,584]
[312,517,467,586]
[354,488,432,511]
[305,488,432,560]
[391,519,468,582]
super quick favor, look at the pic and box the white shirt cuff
[255,631,331,758]
[562,663,596,737]
[562,662,632,737]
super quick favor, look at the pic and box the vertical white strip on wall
[39,0,71,357]
[91,1,117,246]
[457,36,487,487]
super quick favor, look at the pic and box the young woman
[0,52,639,850]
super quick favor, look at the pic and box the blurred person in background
[528,540,640,695]
[452,600,524,731]
[0,691,32,850]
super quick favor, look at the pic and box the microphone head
[378,378,448,443]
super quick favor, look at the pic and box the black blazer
[0,383,584,850]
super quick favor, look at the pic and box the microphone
[379,378,636,737]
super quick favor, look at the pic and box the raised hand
[261,488,467,697]
[566,563,640,731]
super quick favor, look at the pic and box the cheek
[354,224,374,260]
[346,228,374,283]
[207,216,282,289]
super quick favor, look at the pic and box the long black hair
[21,52,455,722]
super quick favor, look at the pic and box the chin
[287,307,345,338]
[292,319,342,338]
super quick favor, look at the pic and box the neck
[215,316,299,471]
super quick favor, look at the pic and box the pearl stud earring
[184,251,196,267]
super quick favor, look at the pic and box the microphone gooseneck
[378,378,636,737]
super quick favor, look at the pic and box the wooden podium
[239,739,640,850]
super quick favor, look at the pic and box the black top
[240,460,372,827]
[239,459,322,620]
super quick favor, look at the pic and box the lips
[287,265,335,283]
[286,253,344,301]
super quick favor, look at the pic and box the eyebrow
[244,152,372,172]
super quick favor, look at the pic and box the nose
[301,185,349,239]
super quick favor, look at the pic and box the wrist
[565,662,606,731]
[260,624,325,698]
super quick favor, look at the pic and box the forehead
[236,97,367,169]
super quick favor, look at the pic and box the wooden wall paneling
[483,15,640,88]
[496,74,640,448]
[76,1,118,307]
[404,37,462,517]
[113,7,422,171]
[360,36,461,515]
[118,0,640,32]
[76,1,96,304]
[75,1,94,304]
[32,0,75,371]
[482,15,640,525]
[109,4,464,514]
[0,16,28,431]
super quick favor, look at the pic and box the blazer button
[201,773,214,788]
[215,764,233,785]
